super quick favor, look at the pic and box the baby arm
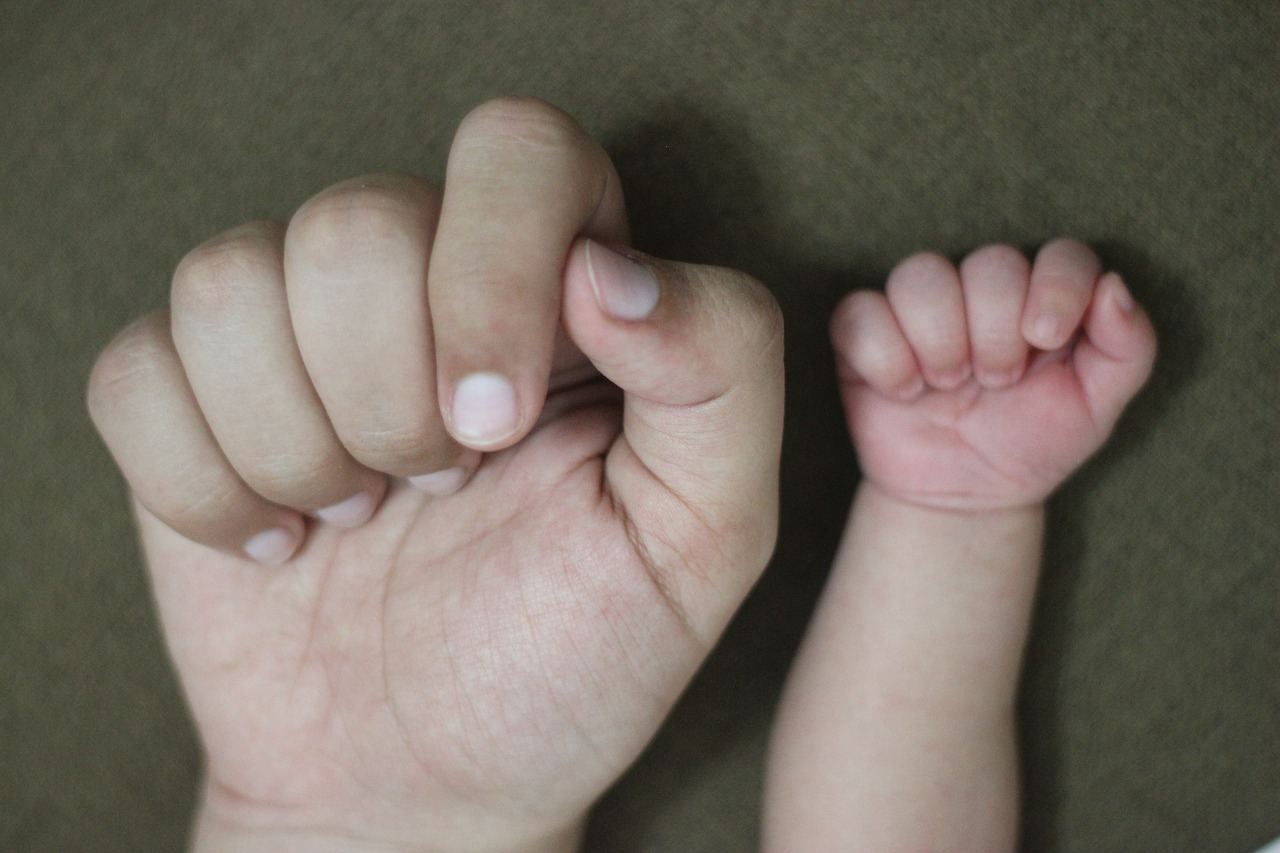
[764,240,1156,851]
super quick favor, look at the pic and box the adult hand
[88,98,784,852]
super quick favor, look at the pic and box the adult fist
[87,98,783,852]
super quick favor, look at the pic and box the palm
[844,351,1107,511]
[137,401,698,833]
[86,108,785,848]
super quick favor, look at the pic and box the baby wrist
[861,478,1048,518]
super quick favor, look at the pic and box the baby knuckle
[891,251,952,284]
[1043,236,1093,256]
[966,243,1026,270]
[829,290,878,336]
[837,289,878,317]
[858,343,905,377]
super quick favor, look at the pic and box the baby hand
[831,239,1156,511]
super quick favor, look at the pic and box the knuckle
[86,311,171,413]
[1034,239,1101,285]
[834,290,882,330]
[236,449,338,505]
[341,417,448,474]
[290,175,438,263]
[456,96,586,157]
[856,337,906,375]
[704,265,781,327]
[887,252,958,302]
[171,225,281,321]
[153,468,241,535]
[962,244,1029,279]
[1044,236,1092,256]
[752,291,786,360]
[893,250,952,280]
[728,269,784,354]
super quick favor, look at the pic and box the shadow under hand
[1017,240,1201,852]
[584,103,873,851]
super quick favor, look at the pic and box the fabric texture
[1,1,1275,849]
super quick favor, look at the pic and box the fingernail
[451,372,520,445]
[894,375,926,400]
[315,491,377,528]
[585,239,660,321]
[932,363,971,389]
[243,527,298,565]
[1111,275,1136,313]
[1030,313,1062,347]
[409,467,469,497]
[978,367,1021,389]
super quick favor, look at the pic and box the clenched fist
[88,98,783,853]
[831,239,1156,511]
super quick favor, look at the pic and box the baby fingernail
[979,367,1020,389]
[895,375,926,399]
[585,239,660,321]
[1110,275,1136,313]
[933,363,971,389]
[243,527,298,565]
[452,372,520,446]
[409,467,469,497]
[1031,313,1062,346]
[315,491,377,528]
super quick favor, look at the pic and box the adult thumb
[561,238,784,640]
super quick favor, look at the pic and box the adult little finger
[87,311,306,564]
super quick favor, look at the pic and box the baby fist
[831,239,1157,511]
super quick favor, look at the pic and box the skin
[86,98,784,853]
[763,240,1157,851]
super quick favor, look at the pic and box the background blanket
[1,1,1275,849]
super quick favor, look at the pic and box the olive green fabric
[2,2,1275,850]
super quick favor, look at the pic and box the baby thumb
[1073,271,1158,436]
[561,239,785,639]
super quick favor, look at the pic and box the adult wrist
[192,816,582,853]
[191,784,584,853]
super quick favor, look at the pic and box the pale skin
[763,240,1157,850]
[87,96,1156,849]
[86,98,784,852]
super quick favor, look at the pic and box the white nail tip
[895,376,926,400]
[408,467,468,497]
[452,372,519,444]
[932,364,971,389]
[315,492,377,528]
[1110,277,1136,313]
[243,527,297,564]
[1032,314,1061,345]
[586,239,660,321]
[979,369,1020,389]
